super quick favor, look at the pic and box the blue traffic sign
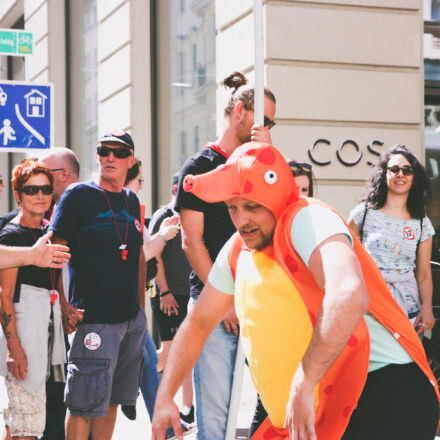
[0,80,53,151]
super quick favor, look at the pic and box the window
[153,0,216,203]
[68,0,98,181]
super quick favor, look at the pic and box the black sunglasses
[20,185,54,196]
[97,145,133,159]
[264,116,276,130]
[387,166,414,177]
[289,162,312,172]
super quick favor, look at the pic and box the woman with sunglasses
[348,145,435,335]
[0,160,81,440]
[288,160,315,197]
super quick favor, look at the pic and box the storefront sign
[0,29,33,56]
[308,139,385,167]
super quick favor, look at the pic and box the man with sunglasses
[49,131,147,440]
[174,71,276,440]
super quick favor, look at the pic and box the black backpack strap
[417,217,423,251]
[359,205,368,244]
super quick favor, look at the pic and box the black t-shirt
[49,181,143,324]
[0,209,19,231]
[175,145,236,296]
[0,223,60,303]
[149,204,191,296]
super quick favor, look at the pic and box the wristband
[159,290,171,297]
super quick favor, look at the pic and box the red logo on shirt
[403,226,415,240]
[134,218,142,233]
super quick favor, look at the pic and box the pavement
[112,364,257,439]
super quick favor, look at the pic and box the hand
[7,342,28,380]
[284,366,317,440]
[159,215,180,241]
[61,303,84,333]
[222,308,239,335]
[152,398,183,440]
[32,231,71,268]
[160,292,179,316]
[250,124,272,143]
[414,306,435,334]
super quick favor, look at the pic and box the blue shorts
[64,308,147,418]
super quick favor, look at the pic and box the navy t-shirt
[49,181,143,324]
[174,145,236,296]
[149,204,191,296]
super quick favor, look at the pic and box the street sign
[0,29,33,56]
[0,80,54,152]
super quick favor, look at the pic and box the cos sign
[308,139,385,167]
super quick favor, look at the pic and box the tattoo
[1,312,12,339]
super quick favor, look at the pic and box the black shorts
[151,294,189,341]
[342,362,439,440]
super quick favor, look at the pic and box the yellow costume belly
[234,247,318,427]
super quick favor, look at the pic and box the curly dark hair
[223,71,276,118]
[362,145,431,219]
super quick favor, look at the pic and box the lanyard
[23,222,57,305]
[99,186,130,261]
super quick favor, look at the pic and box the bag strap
[359,205,368,244]
[417,217,423,250]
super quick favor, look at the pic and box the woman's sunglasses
[97,145,133,159]
[19,185,54,196]
[264,116,276,130]
[387,166,414,177]
[289,162,312,172]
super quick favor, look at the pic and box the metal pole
[225,2,264,439]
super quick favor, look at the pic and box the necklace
[22,220,58,305]
[99,186,130,261]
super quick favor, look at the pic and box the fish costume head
[183,142,298,220]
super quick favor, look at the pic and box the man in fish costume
[152,143,439,440]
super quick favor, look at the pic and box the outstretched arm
[0,231,70,269]
[285,234,369,440]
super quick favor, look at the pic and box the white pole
[225,2,264,439]
[253,0,265,126]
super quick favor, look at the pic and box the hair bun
[223,71,248,93]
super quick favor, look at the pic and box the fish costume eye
[264,170,277,184]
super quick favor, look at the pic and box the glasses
[289,162,312,172]
[264,116,276,130]
[97,145,133,159]
[19,185,54,196]
[387,166,414,176]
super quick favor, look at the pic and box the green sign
[0,29,32,56]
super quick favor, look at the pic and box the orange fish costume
[183,143,440,439]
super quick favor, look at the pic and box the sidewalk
[113,365,257,439]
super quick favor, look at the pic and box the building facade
[0,0,438,232]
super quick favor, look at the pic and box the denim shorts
[64,308,147,418]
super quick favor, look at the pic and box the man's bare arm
[152,283,234,440]
[180,208,213,284]
[180,207,239,333]
[285,234,369,440]
[0,231,70,269]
